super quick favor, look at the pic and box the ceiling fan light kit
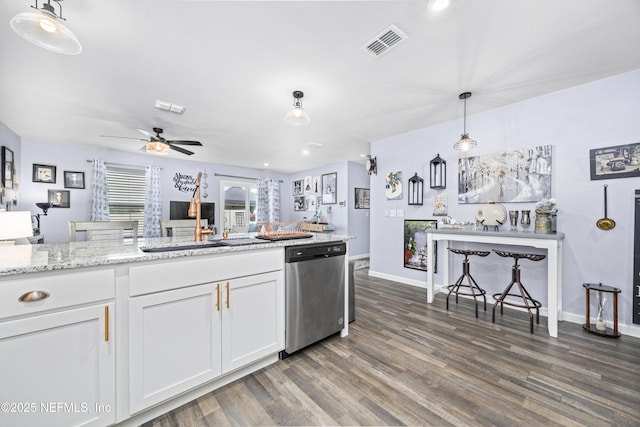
[454,92,478,151]
[10,0,82,55]
[284,90,311,126]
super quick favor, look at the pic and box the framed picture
[321,172,337,204]
[404,219,437,272]
[293,179,304,195]
[589,142,640,180]
[48,189,70,208]
[458,145,552,203]
[1,146,14,189]
[312,176,321,193]
[64,171,85,189]
[385,171,403,200]
[354,187,370,209]
[33,164,57,183]
[294,195,306,211]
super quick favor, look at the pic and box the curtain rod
[85,160,162,170]
[214,173,282,183]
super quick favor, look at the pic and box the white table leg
[547,242,559,338]
[426,234,434,303]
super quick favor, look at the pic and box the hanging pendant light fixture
[453,92,477,151]
[10,0,82,55]
[284,90,311,126]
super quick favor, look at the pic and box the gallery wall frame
[33,164,56,183]
[294,195,306,211]
[458,145,552,204]
[1,146,14,189]
[64,171,85,189]
[321,172,337,204]
[292,179,303,195]
[354,187,370,209]
[403,219,437,272]
[48,189,70,208]
[589,142,640,180]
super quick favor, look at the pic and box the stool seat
[446,248,491,317]
[492,249,545,333]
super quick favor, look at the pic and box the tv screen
[170,201,215,227]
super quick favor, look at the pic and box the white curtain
[90,160,109,221]
[257,178,280,223]
[144,165,162,238]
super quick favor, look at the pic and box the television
[170,201,215,227]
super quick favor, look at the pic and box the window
[106,167,145,237]
[220,180,257,233]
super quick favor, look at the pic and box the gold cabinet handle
[18,290,50,302]
[216,283,221,311]
[104,306,109,342]
[225,282,230,309]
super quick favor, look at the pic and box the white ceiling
[1,0,640,173]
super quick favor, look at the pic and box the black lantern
[408,173,424,205]
[430,153,446,189]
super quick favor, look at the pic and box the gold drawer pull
[216,283,221,311]
[18,290,50,302]
[225,282,230,308]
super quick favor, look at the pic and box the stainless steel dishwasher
[281,241,346,358]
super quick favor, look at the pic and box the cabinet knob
[18,290,50,302]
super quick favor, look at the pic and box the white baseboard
[349,253,370,261]
[367,269,640,339]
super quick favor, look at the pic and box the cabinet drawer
[0,268,115,321]
[129,248,284,296]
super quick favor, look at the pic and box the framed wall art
[458,145,552,204]
[48,189,70,208]
[64,171,85,189]
[33,164,57,183]
[294,195,306,211]
[385,171,403,200]
[1,146,14,189]
[321,172,337,204]
[293,179,304,195]
[589,142,640,180]
[354,187,370,209]
[403,219,437,272]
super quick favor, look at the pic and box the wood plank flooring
[145,269,640,426]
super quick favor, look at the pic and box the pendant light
[453,92,477,151]
[284,90,310,126]
[10,0,82,55]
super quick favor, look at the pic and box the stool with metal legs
[492,250,546,333]
[446,248,491,317]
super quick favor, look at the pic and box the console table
[426,229,565,337]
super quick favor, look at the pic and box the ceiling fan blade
[100,135,147,141]
[169,144,194,155]
[167,140,202,146]
[136,128,157,140]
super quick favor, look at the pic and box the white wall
[370,69,640,331]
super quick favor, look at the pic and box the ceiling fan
[101,127,202,156]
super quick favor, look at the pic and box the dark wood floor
[146,269,640,426]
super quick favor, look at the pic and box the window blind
[106,167,145,237]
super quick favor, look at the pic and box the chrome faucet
[188,172,215,242]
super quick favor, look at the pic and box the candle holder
[509,210,519,231]
[582,282,621,338]
[520,210,531,229]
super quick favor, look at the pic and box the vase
[509,210,519,230]
[520,210,531,228]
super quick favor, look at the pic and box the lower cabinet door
[222,271,284,372]
[0,303,115,427]
[129,283,222,414]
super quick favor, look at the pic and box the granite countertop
[0,233,352,277]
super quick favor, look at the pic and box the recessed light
[302,149,310,156]
[428,0,450,12]
[263,163,269,167]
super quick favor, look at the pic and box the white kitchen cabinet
[128,283,222,414]
[128,267,284,414]
[221,271,284,372]
[0,303,115,427]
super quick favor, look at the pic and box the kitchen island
[0,233,351,427]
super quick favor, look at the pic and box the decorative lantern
[408,173,424,206]
[430,153,446,189]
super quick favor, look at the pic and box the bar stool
[447,248,491,317]
[492,250,546,333]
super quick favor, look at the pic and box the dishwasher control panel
[285,242,346,262]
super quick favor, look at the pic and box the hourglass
[582,282,621,338]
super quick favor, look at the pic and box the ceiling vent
[361,25,408,58]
